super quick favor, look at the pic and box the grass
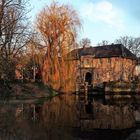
[0,80,59,103]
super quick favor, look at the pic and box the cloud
[80,1,124,30]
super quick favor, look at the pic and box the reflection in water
[0,93,140,140]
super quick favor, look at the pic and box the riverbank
[0,81,58,103]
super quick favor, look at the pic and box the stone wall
[42,56,136,92]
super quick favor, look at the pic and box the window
[81,60,84,67]
[84,59,91,67]
[86,59,90,65]
[99,58,102,64]
[107,58,111,64]
[95,73,99,79]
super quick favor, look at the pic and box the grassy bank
[0,81,58,102]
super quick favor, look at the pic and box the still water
[0,93,140,140]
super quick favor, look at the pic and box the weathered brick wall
[42,56,136,92]
[92,57,136,86]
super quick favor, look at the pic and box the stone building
[42,44,137,92]
[70,44,137,86]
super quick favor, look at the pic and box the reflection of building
[42,44,137,92]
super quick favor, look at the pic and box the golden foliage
[36,2,81,92]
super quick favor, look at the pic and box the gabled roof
[69,44,137,60]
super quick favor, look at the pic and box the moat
[0,92,140,140]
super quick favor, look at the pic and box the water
[0,93,140,140]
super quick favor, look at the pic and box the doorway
[85,72,92,85]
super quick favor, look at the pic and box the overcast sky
[29,0,140,45]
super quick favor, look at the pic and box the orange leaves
[36,2,81,92]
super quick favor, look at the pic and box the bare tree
[115,36,140,57]
[36,2,81,91]
[97,40,109,46]
[0,0,31,80]
[80,38,91,48]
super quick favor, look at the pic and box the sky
[29,0,140,46]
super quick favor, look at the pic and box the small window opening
[99,58,102,64]
[107,58,111,64]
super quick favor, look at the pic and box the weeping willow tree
[36,2,81,92]
[21,36,46,81]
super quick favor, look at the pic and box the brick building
[42,44,137,92]
[71,44,137,85]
